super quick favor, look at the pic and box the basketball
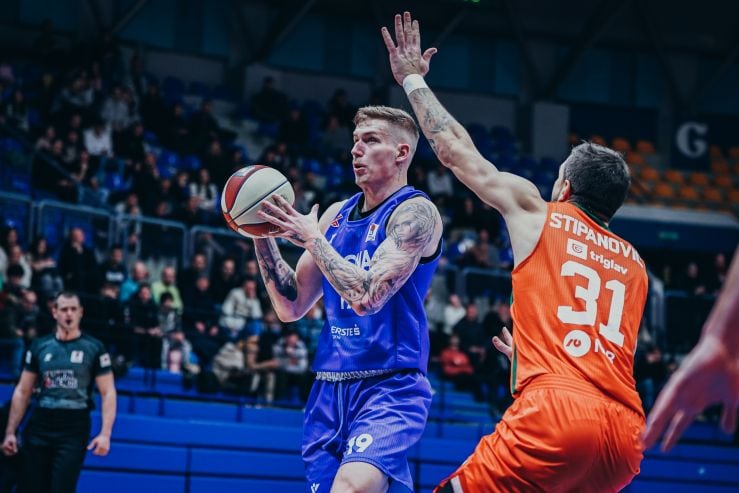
[221,165,295,238]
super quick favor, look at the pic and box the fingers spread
[422,47,438,62]
[394,14,405,50]
[403,12,413,48]
[720,401,738,435]
[381,27,396,52]
[662,410,693,452]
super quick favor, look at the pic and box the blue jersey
[314,185,440,374]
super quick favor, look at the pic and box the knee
[331,470,386,493]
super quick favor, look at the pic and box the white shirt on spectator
[219,287,263,332]
[84,126,113,156]
[427,169,454,197]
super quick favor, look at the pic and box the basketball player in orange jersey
[383,12,647,492]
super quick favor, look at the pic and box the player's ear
[396,143,411,164]
[557,179,572,202]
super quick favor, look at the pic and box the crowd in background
[0,28,733,414]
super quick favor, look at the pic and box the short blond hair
[354,106,419,153]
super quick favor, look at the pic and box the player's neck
[360,179,407,212]
[56,327,82,341]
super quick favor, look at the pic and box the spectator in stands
[290,301,323,354]
[115,120,146,162]
[189,99,223,153]
[0,227,20,281]
[179,253,209,296]
[119,260,149,302]
[452,196,482,235]
[183,276,222,368]
[210,258,240,304]
[58,227,98,293]
[84,282,127,359]
[202,139,228,184]
[443,293,466,337]
[483,300,513,340]
[101,85,135,131]
[246,310,282,404]
[6,245,31,289]
[83,118,113,158]
[280,106,310,156]
[151,266,183,313]
[460,229,501,269]
[35,125,56,151]
[212,336,250,393]
[61,129,82,166]
[453,302,487,369]
[98,245,127,291]
[189,168,219,213]
[439,333,476,392]
[124,283,162,368]
[327,88,356,128]
[159,292,193,374]
[427,163,454,200]
[27,236,63,300]
[706,252,728,294]
[131,153,160,214]
[251,76,289,124]
[673,261,707,296]
[635,343,670,412]
[1,89,29,131]
[140,82,168,137]
[220,278,264,340]
[274,329,309,403]
[165,102,190,155]
[320,115,351,161]
[0,276,25,376]
[53,74,95,120]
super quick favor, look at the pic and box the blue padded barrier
[84,442,187,473]
[189,449,303,478]
[189,477,303,493]
[78,471,185,493]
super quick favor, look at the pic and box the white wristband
[402,74,428,96]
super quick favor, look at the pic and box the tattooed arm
[382,12,543,218]
[253,201,345,322]
[306,197,442,316]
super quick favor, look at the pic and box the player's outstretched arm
[644,247,739,451]
[259,195,442,316]
[253,201,344,322]
[382,12,544,219]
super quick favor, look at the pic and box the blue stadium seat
[190,449,303,478]
[188,81,211,98]
[84,443,187,472]
[189,477,303,493]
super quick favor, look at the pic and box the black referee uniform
[21,333,112,493]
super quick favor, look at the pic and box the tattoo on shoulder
[387,200,437,254]
[255,239,298,301]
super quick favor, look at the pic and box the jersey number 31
[556,260,625,347]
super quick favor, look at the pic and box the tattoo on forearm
[409,89,457,154]
[255,239,298,301]
[309,200,437,314]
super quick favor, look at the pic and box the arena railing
[36,199,116,255]
[116,214,189,269]
[0,191,35,246]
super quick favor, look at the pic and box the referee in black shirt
[2,291,117,493]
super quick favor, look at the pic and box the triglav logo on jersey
[566,238,588,260]
[365,223,379,241]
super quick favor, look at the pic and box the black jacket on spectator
[58,241,98,293]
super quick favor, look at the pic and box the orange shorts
[435,375,645,493]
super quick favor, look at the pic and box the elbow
[274,306,300,323]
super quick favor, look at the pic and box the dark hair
[7,264,24,278]
[159,292,174,304]
[54,291,80,306]
[564,142,630,221]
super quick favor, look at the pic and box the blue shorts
[302,370,432,493]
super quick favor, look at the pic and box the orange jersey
[510,201,647,415]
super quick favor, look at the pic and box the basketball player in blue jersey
[253,105,444,493]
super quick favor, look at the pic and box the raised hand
[381,11,438,86]
[643,336,739,451]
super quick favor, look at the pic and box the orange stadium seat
[627,152,646,167]
[733,162,739,175]
[703,187,724,204]
[569,133,580,145]
[688,172,710,187]
[653,183,675,200]
[611,137,631,153]
[664,170,684,185]
[729,147,739,161]
[638,166,659,182]
[711,160,729,174]
[730,189,739,204]
[636,140,656,154]
[709,145,724,160]
[714,174,733,189]
[677,185,700,202]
